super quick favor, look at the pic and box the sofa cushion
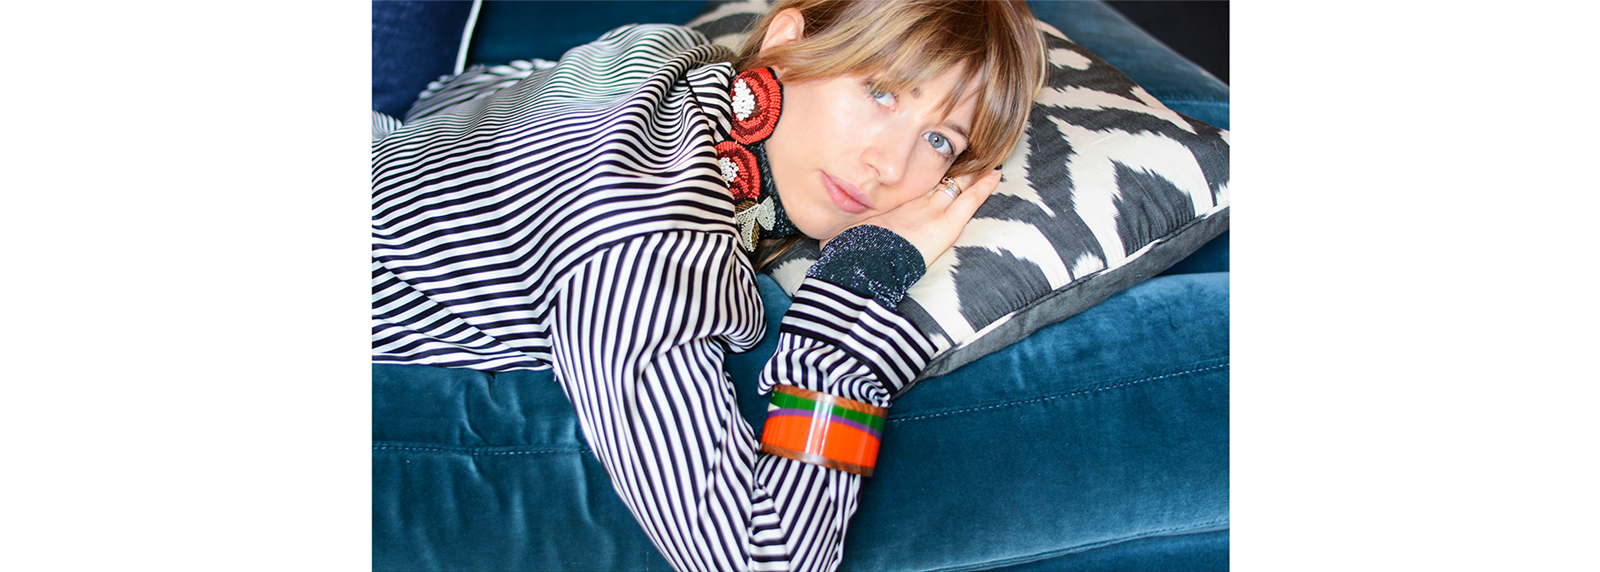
[463,0,708,65]
[371,0,479,118]
[689,0,1231,382]
[374,272,1230,571]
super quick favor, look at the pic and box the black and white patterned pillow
[689,0,1230,384]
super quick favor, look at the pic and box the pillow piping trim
[902,205,1230,389]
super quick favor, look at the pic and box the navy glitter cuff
[806,225,926,307]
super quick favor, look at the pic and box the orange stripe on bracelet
[759,386,885,477]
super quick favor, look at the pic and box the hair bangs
[870,27,983,124]
[738,0,1046,179]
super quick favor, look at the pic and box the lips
[820,172,872,214]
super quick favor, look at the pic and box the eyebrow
[947,121,970,142]
[908,86,973,142]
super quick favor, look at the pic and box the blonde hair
[736,0,1046,180]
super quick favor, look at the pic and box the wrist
[806,225,925,307]
[760,384,887,477]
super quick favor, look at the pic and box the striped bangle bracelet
[759,385,887,477]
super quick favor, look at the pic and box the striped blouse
[372,25,943,572]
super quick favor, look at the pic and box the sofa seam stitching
[934,518,1231,572]
[889,361,1227,425]
[372,444,591,455]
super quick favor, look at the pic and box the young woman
[372,1,1045,570]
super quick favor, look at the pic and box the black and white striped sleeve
[371,60,553,143]
[403,59,556,123]
[760,277,937,409]
[370,23,947,571]
[371,110,403,141]
[546,229,933,572]
[763,224,937,407]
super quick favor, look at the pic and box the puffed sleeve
[761,224,938,408]
[547,229,905,572]
[372,60,556,142]
[403,59,557,123]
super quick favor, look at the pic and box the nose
[861,123,916,188]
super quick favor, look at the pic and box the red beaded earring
[715,67,785,252]
[729,67,782,145]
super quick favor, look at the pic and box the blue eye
[869,86,896,107]
[925,132,954,156]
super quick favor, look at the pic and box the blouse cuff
[805,225,925,308]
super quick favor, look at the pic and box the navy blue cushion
[371,1,477,118]
[464,1,709,65]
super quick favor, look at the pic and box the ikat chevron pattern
[689,1,1231,382]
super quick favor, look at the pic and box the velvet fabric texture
[465,1,708,64]
[372,2,1229,569]
[840,271,1228,571]
[374,272,1228,571]
[371,1,476,119]
[976,529,1229,572]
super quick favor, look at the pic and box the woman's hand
[833,167,1003,267]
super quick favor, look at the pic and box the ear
[759,8,805,53]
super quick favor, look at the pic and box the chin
[779,184,853,241]
[795,222,835,242]
[791,213,848,242]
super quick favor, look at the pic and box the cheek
[802,97,868,150]
[887,157,952,203]
[784,208,849,242]
[879,181,931,214]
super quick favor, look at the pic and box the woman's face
[764,65,981,241]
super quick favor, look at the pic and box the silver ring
[940,177,961,199]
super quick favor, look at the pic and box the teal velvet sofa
[372,2,1229,570]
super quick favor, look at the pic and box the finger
[929,176,963,204]
[944,168,1002,201]
[951,166,1002,194]
[946,168,1003,219]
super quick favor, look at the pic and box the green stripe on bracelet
[769,391,885,431]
